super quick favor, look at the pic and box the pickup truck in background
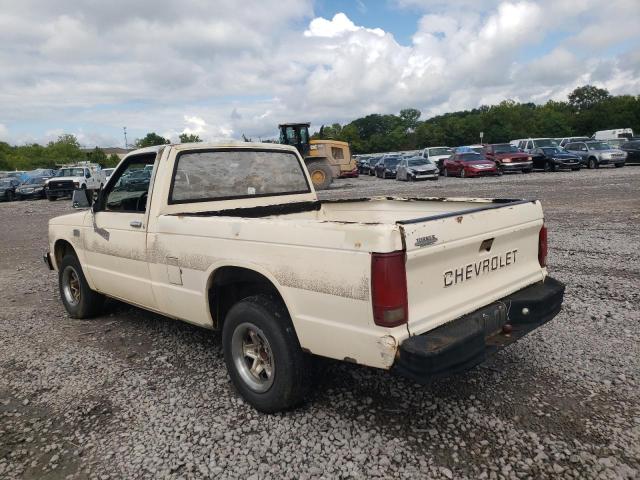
[45,142,565,412]
[45,164,106,201]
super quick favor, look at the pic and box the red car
[483,143,533,173]
[443,152,499,178]
[339,166,359,178]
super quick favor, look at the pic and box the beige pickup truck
[45,142,564,412]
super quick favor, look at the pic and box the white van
[592,129,634,141]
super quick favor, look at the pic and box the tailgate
[399,200,545,336]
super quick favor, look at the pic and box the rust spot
[456,216,463,223]
[274,268,370,301]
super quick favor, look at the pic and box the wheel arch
[205,263,295,333]
[53,239,76,271]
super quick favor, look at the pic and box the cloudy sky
[1,0,639,147]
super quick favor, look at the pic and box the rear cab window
[169,149,311,204]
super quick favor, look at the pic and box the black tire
[523,168,532,174]
[306,160,333,190]
[47,195,57,201]
[443,168,449,177]
[572,167,581,171]
[460,169,466,178]
[222,294,310,413]
[58,254,104,319]
[588,157,597,169]
[6,191,14,202]
[614,163,624,168]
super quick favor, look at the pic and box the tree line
[2,85,638,171]
[313,86,640,153]
[0,132,202,172]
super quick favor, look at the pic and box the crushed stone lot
[1,167,639,479]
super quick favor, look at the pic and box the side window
[331,147,344,160]
[526,140,533,150]
[104,155,155,213]
[580,144,588,151]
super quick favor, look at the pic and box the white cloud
[0,0,638,145]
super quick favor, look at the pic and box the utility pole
[123,127,128,149]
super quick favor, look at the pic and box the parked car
[15,176,50,200]
[558,137,590,148]
[443,152,499,178]
[367,155,382,177]
[602,138,626,149]
[396,157,439,181]
[0,177,20,201]
[530,147,581,172]
[619,140,640,165]
[483,144,532,173]
[564,141,627,169]
[375,155,402,179]
[517,138,559,153]
[419,146,453,172]
[45,142,564,412]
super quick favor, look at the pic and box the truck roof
[124,142,300,158]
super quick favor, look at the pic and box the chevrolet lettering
[45,142,565,412]
[444,249,518,287]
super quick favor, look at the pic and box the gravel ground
[1,167,639,479]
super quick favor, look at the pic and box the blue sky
[0,0,638,147]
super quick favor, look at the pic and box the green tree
[46,134,85,166]
[179,133,202,143]
[135,132,170,148]
[86,147,107,165]
[399,108,421,131]
[106,153,121,167]
[568,85,611,111]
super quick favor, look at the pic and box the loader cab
[279,123,311,157]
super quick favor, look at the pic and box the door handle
[130,220,143,228]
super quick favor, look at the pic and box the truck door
[82,153,158,309]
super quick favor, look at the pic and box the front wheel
[58,254,105,318]
[588,158,597,169]
[222,295,310,413]
[460,169,466,178]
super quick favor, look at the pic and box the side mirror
[72,188,92,209]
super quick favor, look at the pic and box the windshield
[408,158,430,167]
[428,147,452,156]
[460,153,484,162]
[587,142,611,150]
[493,144,518,153]
[57,168,85,177]
[542,147,564,155]
[23,177,47,184]
[384,157,400,166]
[535,139,558,148]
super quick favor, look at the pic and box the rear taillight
[371,251,408,328]
[538,224,548,267]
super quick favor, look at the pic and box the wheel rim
[311,169,326,185]
[62,266,81,306]
[231,322,275,393]
[460,169,466,178]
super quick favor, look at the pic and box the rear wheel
[306,160,333,190]
[222,294,310,413]
[58,254,104,318]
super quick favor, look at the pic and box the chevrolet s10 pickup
[45,142,565,412]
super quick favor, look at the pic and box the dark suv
[375,155,402,179]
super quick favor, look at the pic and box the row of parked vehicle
[0,164,115,202]
[356,135,639,181]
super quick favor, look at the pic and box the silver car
[396,157,439,181]
[564,141,627,169]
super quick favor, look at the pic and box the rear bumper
[393,276,565,382]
